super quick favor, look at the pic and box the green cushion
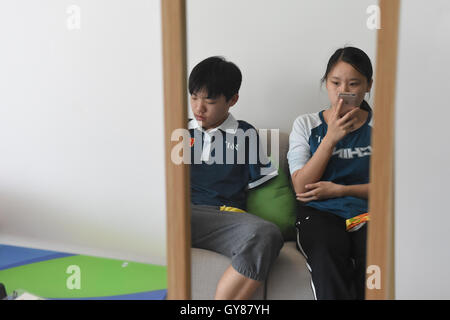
[247,165,297,241]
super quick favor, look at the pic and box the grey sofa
[191,131,314,300]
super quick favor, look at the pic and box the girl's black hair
[188,56,242,102]
[322,47,373,111]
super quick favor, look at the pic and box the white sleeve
[287,116,312,175]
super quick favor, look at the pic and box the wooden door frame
[160,0,401,300]
[366,0,401,300]
[161,0,191,300]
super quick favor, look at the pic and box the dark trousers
[295,205,367,300]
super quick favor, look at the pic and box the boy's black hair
[188,56,242,102]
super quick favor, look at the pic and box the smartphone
[338,92,358,107]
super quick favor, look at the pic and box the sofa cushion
[246,164,297,241]
[191,248,265,300]
[191,242,314,300]
[265,241,314,300]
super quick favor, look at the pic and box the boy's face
[190,88,239,130]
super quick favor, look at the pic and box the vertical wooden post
[366,0,401,300]
[161,0,191,300]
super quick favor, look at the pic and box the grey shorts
[191,204,284,282]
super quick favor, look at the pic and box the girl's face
[325,61,372,117]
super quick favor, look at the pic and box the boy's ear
[228,94,239,107]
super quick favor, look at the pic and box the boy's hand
[324,99,359,146]
[296,181,342,202]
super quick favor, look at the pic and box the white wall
[187,0,378,134]
[0,0,167,265]
[395,0,450,299]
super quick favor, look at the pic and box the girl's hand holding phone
[325,98,359,146]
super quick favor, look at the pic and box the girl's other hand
[296,181,343,202]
